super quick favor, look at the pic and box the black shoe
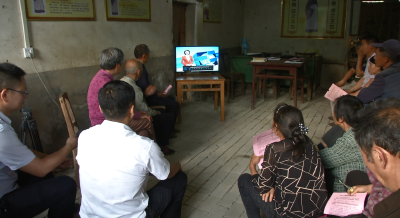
[162,147,175,155]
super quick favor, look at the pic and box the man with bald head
[121,59,176,155]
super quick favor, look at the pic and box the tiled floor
[38,87,334,218]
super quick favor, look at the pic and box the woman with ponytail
[238,104,327,218]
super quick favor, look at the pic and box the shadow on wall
[9,55,176,153]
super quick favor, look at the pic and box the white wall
[0,0,173,74]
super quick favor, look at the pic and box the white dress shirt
[77,120,170,218]
[362,53,376,87]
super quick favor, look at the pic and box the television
[175,46,219,73]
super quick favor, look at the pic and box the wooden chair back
[58,92,80,188]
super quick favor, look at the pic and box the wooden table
[176,73,225,122]
[248,59,304,108]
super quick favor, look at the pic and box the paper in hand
[253,129,280,169]
[324,83,347,101]
[164,85,172,95]
[324,192,368,217]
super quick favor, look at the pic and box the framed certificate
[105,0,151,21]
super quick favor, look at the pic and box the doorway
[173,2,187,47]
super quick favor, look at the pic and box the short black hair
[333,95,364,126]
[134,44,150,58]
[0,63,26,90]
[362,34,379,45]
[379,47,400,63]
[100,47,124,70]
[98,80,135,120]
[184,50,190,55]
[353,98,400,162]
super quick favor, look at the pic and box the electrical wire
[28,54,61,111]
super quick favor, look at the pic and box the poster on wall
[281,0,347,38]
[24,0,95,20]
[203,0,222,23]
[105,0,151,21]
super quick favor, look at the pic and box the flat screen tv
[175,46,219,73]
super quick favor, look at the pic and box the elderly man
[352,97,400,217]
[87,47,156,140]
[357,39,400,103]
[0,63,77,217]
[134,44,180,137]
[121,59,176,155]
[78,80,187,218]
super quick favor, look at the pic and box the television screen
[175,46,219,73]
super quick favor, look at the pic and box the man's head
[100,47,124,75]
[373,39,400,69]
[360,34,379,56]
[353,97,400,192]
[0,63,28,116]
[125,59,143,81]
[98,80,136,123]
[134,44,150,64]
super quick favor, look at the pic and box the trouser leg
[146,96,179,129]
[129,118,157,142]
[146,171,187,218]
[1,175,76,218]
[322,125,345,148]
[345,170,371,187]
[237,173,281,218]
[152,112,175,147]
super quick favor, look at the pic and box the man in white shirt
[0,63,78,217]
[77,80,187,218]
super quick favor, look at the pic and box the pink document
[324,193,368,217]
[324,83,348,101]
[164,85,172,95]
[253,129,280,169]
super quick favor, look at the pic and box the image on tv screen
[176,46,219,72]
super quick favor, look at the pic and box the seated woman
[349,56,383,97]
[318,95,366,193]
[238,104,328,218]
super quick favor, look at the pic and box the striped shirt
[0,111,35,198]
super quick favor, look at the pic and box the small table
[248,59,304,108]
[176,73,225,122]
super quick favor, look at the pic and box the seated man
[336,43,364,88]
[344,35,379,94]
[357,39,400,104]
[134,44,180,136]
[352,97,400,217]
[87,47,156,140]
[77,80,187,218]
[0,63,78,218]
[121,59,176,155]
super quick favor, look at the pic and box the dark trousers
[238,174,282,218]
[147,95,179,130]
[0,171,77,218]
[146,171,187,218]
[152,108,175,147]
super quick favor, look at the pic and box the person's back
[375,62,400,102]
[78,121,168,217]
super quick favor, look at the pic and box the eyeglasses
[6,88,29,96]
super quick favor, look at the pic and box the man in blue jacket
[357,39,400,104]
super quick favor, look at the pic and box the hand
[321,141,328,148]
[261,188,275,202]
[66,136,78,150]
[145,85,156,96]
[158,91,167,98]
[347,184,373,196]
[356,48,365,59]
[250,154,264,167]
[343,89,351,93]
[56,158,72,171]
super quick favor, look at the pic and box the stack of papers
[284,60,303,64]
[267,57,281,61]
[251,57,266,62]
[253,129,281,169]
[324,84,348,101]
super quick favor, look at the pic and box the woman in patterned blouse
[238,104,328,218]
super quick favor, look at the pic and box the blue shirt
[0,111,35,198]
[136,64,151,92]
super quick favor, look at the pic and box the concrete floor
[36,87,334,218]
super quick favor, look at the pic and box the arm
[319,133,358,169]
[20,136,77,177]
[181,56,185,65]
[167,162,181,178]
[336,68,356,87]
[357,77,385,103]
[30,149,48,158]
[345,78,365,93]
[136,89,158,116]
[251,146,277,194]
[363,78,375,88]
